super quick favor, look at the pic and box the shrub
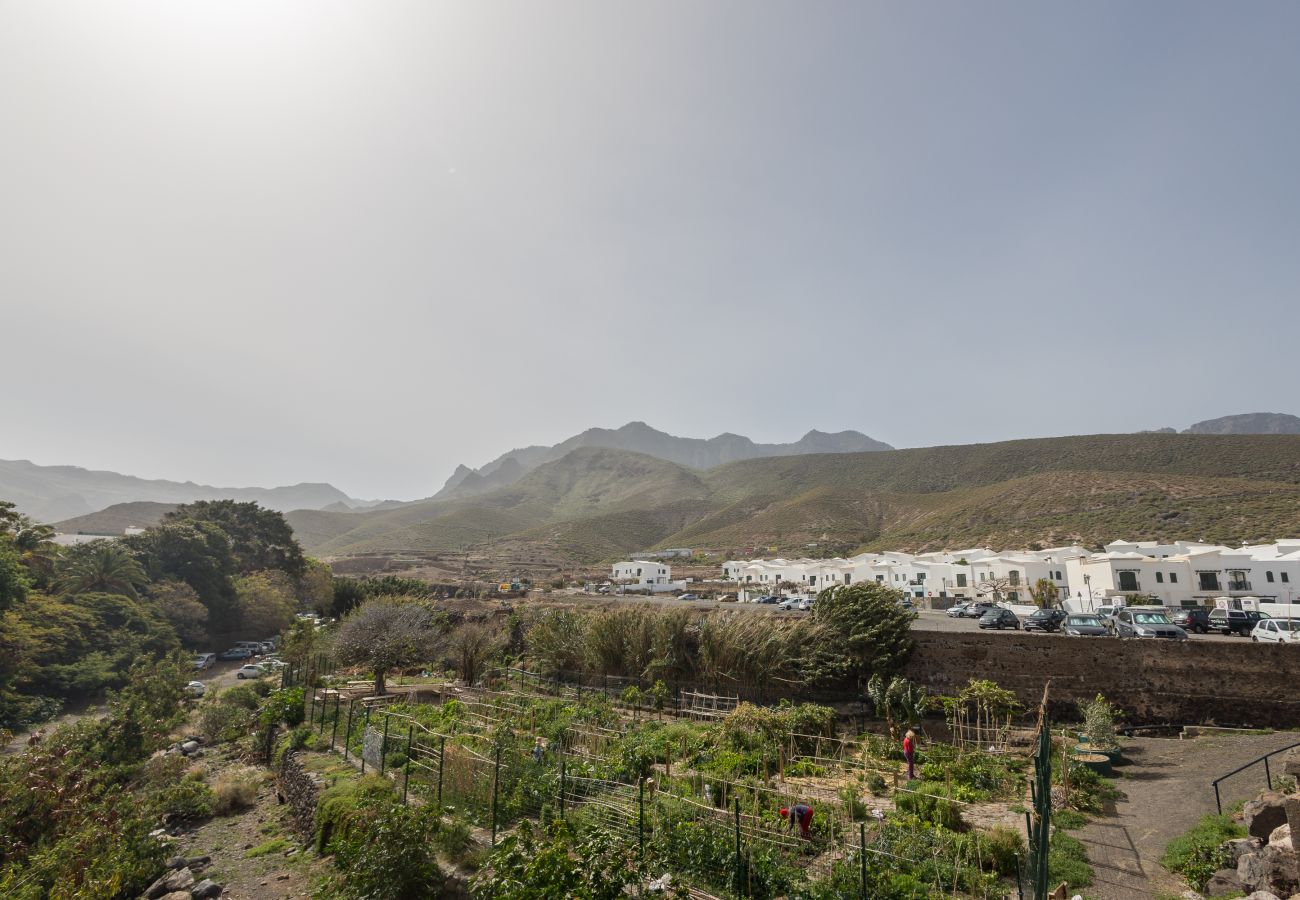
[212,766,263,815]
[839,785,869,821]
[198,702,251,743]
[785,760,827,778]
[978,826,1024,876]
[433,818,476,864]
[1161,813,1244,890]
[1080,694,1120,751]
[219,684,262,710]
[866,773,888,794]
[894,783,964,830]
[326,786,446,899]
[151,778,216,822]
[250,679,273,697]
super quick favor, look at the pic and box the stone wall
[276,752,323,844]
[903,632,1300,728]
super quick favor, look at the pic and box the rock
[1287,799,1300,851]
[164,856,188,870]
[1239,846,1300,895]
[1228,839,1266,863]
[1207,868,1246,897]
[1272,825,1294,850]
[186,855,211,870]
[1246,793,1291,841]
[190,879,223,899]
[1282,749,1300,778]
[181,740,200,754]
[1245,892,1283,900]
[160,893,193,900]
[1181,892,1206,900]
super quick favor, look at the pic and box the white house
[610,561,687,593]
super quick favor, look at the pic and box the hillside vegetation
[280,434,1300,567]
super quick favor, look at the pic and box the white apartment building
[610,561,688,593]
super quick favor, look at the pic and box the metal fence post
[638,777,646,861]
[860,821,867,898]
[307,688,315,728]
[403,725,414,804]
[361,706,372,773]
[559,750,566,821]
[380,714,391,775]
[1265,756,1273,790]
[491,744,502,847]
[318,688,328,733]
[343,699,355,761]
[330,693,340,750]
[437,735,445,811]
[734,798,744,897]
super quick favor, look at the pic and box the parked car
[978,608,1021,630]
[257,641,276,654]
[756,595,780,605]
[236,664,263,679]
[1022,608,1068,633]
[962,601,996,618]
[184,681,206,697]
[1170,607,1212,634]
[946,602,971,618]
[258,658,287,671]
[899,598,915,611]
[1251,619,1300,644]
[1111,607,1188,640]
[218,648,253,661]
[1208,608,1267,637]
[192,653,216,670]
[678,593,699,601]
[796,598,812,612]
[1061,614,1109,636]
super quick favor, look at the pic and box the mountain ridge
[434,421,893,500]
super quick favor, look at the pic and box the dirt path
[1077,730,1300,899]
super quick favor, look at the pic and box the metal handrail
[1211,740,1300,813]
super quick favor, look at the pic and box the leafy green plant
[1161,813,1244,890]
[1048,830,1093,888]
[1081,694,1120,752]
[893,783,964,830]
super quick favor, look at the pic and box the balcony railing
[1117,580,1141,592]
[1228,581,1252,592]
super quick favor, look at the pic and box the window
[1009,571,1020,586]
[956,574,968,588]
[1198,572,1220,591]
[1284,573,1291,583]
[917,573,926,583]
[1267,571,1275,583]
[1169,572,1178,583]
[1118,571,1140,591]
[1055,570,1062,580]
[876,575,884,582]
[1156,572,1164,583]
[1007,591,1019,603]
[844,574,851,585]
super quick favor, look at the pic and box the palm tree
[56,541,149,598]
[10,517,59,585]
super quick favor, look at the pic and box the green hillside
[291,433,1300,567]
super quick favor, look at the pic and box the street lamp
[1083,573,1094,612]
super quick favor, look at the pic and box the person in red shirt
[779,803,814,839]
[903,729,917,780]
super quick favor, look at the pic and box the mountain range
[275,431,1300,570]
[0,458,371,524]
[1143,412,1300,436]
[434,422,893,500]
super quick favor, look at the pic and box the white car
[184,680,207,697]
[796,598,812,611]
[236,664,263,679]
[1251,619,1300,644]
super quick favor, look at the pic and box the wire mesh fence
[295,682,1027,899]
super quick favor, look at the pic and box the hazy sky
[3,1,1298,500]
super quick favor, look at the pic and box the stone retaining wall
[903,631,1300,727]
[275,752,323,844]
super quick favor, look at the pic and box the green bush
[198,702,250,743]
[219,684,262,710]
[785,759,827,778]
[839,785,869,821]
[1161,813,1244,890]
[150,778,216,822]
[332,802,446,900]
[894,783,964,830]
[978,826,1024,876]
[866,773,888,794]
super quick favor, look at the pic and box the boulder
[1272,825,1294,851]
[1238,846,1300,895]
[1245,893,1283,900]
[1287,799,1300,850]
[163,856,188,870]
[1228,839,1265,864]
[190,878,223,899]
[1246,793,1291,841]
[1207,868,1245,897]
[1281,750,1300,778]
[181,741,200,755]
[159,893,193,900]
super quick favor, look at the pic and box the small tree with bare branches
[333,596,444,695]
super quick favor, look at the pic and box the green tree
[55,541,149,598]
[0,535,29,613]
[1029,578,1060,609]
[0,502,59,588]
[297,557,335,614]
[126,521,237,630]
[164,500,304,576]
[233,570,298,637]
[333,597,445,695]
[146,579,210,646]
[810,581,916,687]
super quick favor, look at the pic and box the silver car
[1061,614,1108,636]
[1111,607,1187,640]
